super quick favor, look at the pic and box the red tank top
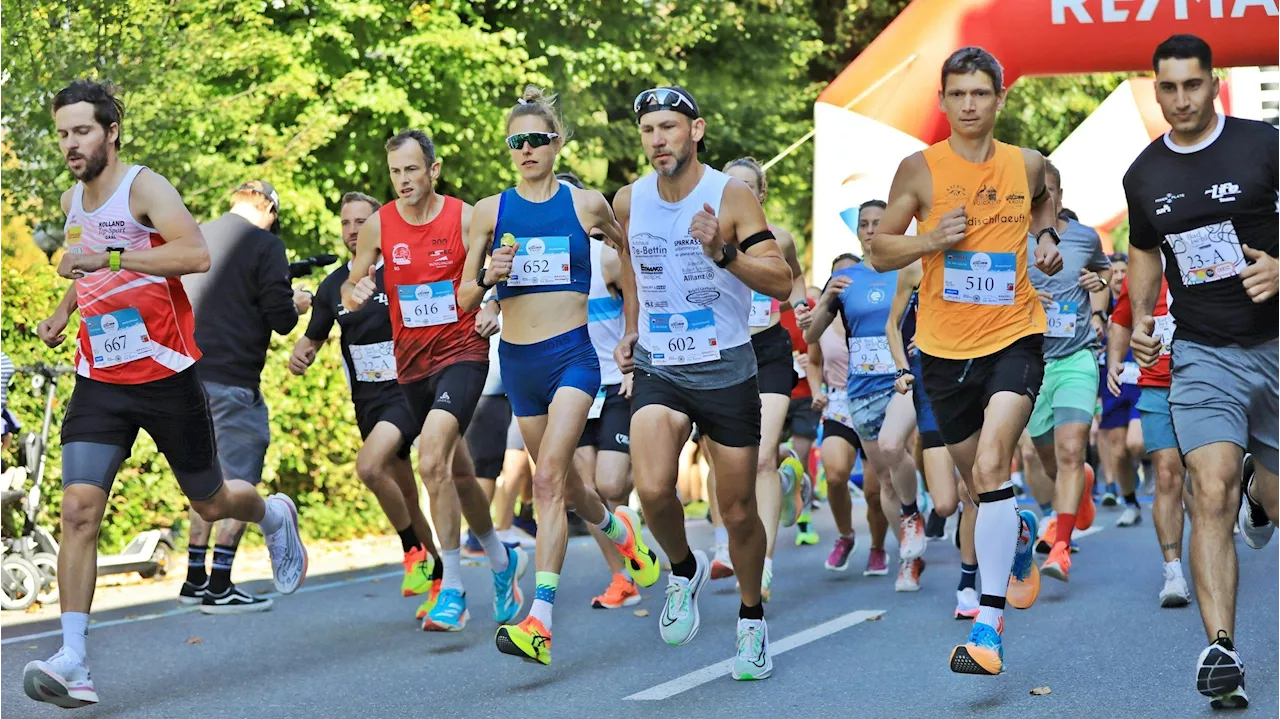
[65,165,200,384]
[380,195,488,383]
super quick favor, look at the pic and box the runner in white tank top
[612,86,791,681]
[26,80,307,712]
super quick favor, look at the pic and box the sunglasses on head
[633,88,696,116]
[506,132,559,150]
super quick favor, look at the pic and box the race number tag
[650,309,719,366]
[507,236,571,287]
[1045,300,1078,338]
[588,386,607,420]
[349,341,397,382]
[1119,361,1140,385]
[749,292,773,327]
[793,351,808,379]
[1154,314,1176,356]
[1166,220,1246,287]
[942,250,1016,305]
[86,307,154,368]
[825,390,853,428]
[847,336,895,376]
[398,282,458,328]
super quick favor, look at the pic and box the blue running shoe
[950,620,1004,675]
[1007,510,1040,610]
[423,588,469,631]
[492,545,529,624]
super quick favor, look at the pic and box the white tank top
[629,167,751,358]
[587,240,624,385]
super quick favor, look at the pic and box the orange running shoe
[1076,464,1096,531]
[591,573,641,609]
[1036,516,1057,554]
[1042,541,1072,582]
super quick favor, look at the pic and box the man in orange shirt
[866,46,1063,677]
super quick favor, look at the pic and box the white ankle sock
[476,529,509,573]
[258,497,286,535]
[61,612,88,661]
[530,599,554,630]
[441,549,464,592]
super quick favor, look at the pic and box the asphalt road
[3,501,1277,719]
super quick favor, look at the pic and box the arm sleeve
[258,236,300,335]
[304,276,337,341]
[1111,280,1133,329]
[1123,170,1160,251]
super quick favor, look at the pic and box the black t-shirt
[1123,115,1279,347]
[306,262,400,406]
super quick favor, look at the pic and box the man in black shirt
[289,192,443,617]
[1123,35,1279,711]
[179,180,311,613]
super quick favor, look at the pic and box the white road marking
[1,569,402,646]
[624,609,886,701]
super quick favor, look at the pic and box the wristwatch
[1036,227,1062,245]
[714,244,739,268]
[894,368,911,379]
[1093,310,1108,322]
[477,267,492,289]
[107,247,125,272]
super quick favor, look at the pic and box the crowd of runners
[18,32,1277,712]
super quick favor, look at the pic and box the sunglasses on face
[506,132,559,150]
[633,88,696,116]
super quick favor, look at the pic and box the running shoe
[1238,454,1274,549]
[496,615,551,666]
[950,619,1003,676]
[415,578,442,620]
[23,648,97,709]
[924,509,946,540]
[1197,632,1248,709]
[461,530,484,559]
[732,618,772,680]
[200,584,274,614]
[513,510,538,538]
[710,543,735,579]
[1041,541,1072,583]
[1116,505,1142,527]
[779,457,809,527]
[402,546,435,597]
[659,550,708,646]
[179,578,208,606]
[795,514,819,546]
[899,511,926,561]
[683,500,709,520]
[1035,516,1057,554]
[592,572,641,609]
[264,493,307,594]
[1006,510,1040,609]
[815,475,828,502]
[761,560,774,603]
[492,544,528,624]
[825,535,856,572]
[1101,485,1118,507]
[1160,564,1191,608]
[422,588,469,631]
[894,557,925,592]
[864,548,889,576]
[614,506,660,588]
[497,527,537,550]
[1076,464,1097,530]
[955,587,980,620]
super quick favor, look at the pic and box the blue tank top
[492,183,591,301]
[833,263,900,400]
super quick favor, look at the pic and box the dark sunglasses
[633,88,696,116]
[506,132,559,150]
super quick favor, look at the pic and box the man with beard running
[615,86,792,679]
[289,191,441,609]
[24,80,306,710]
[343,130,525,632]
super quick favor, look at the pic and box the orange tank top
[915,140,1045,360]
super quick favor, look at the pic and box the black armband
[1031,182,1049,205]
[739,229,775,252]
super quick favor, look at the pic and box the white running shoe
[955,587,980,619]
[732,618,772,680]
[24,648,98,709]
[264,494,308,594]
[1238,457,1274,550]
[1160,565,1192,608]
[899,512,926,561]
[1116,505,1142,527]
[710,543,735,580]
[894,557,924,592]
[659,550,708,646]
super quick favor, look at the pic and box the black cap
[235,180,280,214]
[635,86,706,154]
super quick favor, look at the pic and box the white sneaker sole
[200,597,275,614]
[23,662,98,709]
[593,593,643,609]
[178,594,204,606]
[1160,591,1191,608]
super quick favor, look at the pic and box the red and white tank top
[65,165,200,384]
[380,195,488,383]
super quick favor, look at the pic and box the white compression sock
[441,549,464,593]
[476,529,509,573]
[258,497,286,535]
[62,612,89,661]
[973,483,1018,628]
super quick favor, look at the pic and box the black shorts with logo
[578,384,631,453]
[355,382,420,460]
[632,370,761,448]
[751,324,797,397]
[400,361,488,436]
[465,394,513,478]
[920,334,1045,446]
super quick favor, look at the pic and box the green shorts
[1028,347,1099,442]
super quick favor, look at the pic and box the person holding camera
[178,180,311,613]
